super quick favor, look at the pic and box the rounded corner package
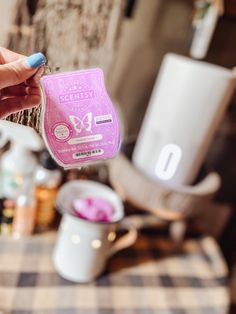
[40,68,120,169]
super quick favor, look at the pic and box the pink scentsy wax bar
[73,197,115,222]
[40,68,120,168]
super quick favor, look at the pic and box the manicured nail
[26,52,47,68]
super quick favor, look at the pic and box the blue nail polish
[26,52,47,68]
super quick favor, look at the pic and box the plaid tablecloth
[0,231,229,314]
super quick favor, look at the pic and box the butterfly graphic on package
[69,113,92,134]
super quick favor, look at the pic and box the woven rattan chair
[108,153,221,241]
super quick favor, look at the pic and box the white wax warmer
[133,53,236,186]
[53,180,137,282]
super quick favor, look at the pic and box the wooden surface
[0,0,17,47]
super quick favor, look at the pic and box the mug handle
[108,217,138,257]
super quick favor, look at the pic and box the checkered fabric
[0,231,229,314]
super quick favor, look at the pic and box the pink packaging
[40,68,120,168]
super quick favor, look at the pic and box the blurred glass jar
[35,150,62,231]
[13,191,36,237]
[1,200,14,235]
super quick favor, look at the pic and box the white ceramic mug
[53,180,137,282]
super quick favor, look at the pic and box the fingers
[0,47,24,64]
[0,53,46,89]
[1,84,27,97]
[26,86,41,96]
[1,84,41,98]
[26,66,45,87]
[0,49,46,117]
[0,95,41,118]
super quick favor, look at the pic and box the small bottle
[35,150,62,231]
[0,121,43,200]
[0,198,6,232]
[13,191,36,237]
[1,200,15,235]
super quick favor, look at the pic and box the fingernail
[26,52,47,68]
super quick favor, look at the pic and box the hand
[0,47,47,118]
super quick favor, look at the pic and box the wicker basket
[108,154,221,221]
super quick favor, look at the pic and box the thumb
[0,52,46,89]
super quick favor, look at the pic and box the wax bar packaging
[40,68,120,169]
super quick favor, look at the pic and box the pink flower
[73,197,115,222]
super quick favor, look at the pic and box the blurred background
[0,0,236,313]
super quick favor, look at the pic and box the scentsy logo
[59,90,94,103]
[58,77,94,102]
